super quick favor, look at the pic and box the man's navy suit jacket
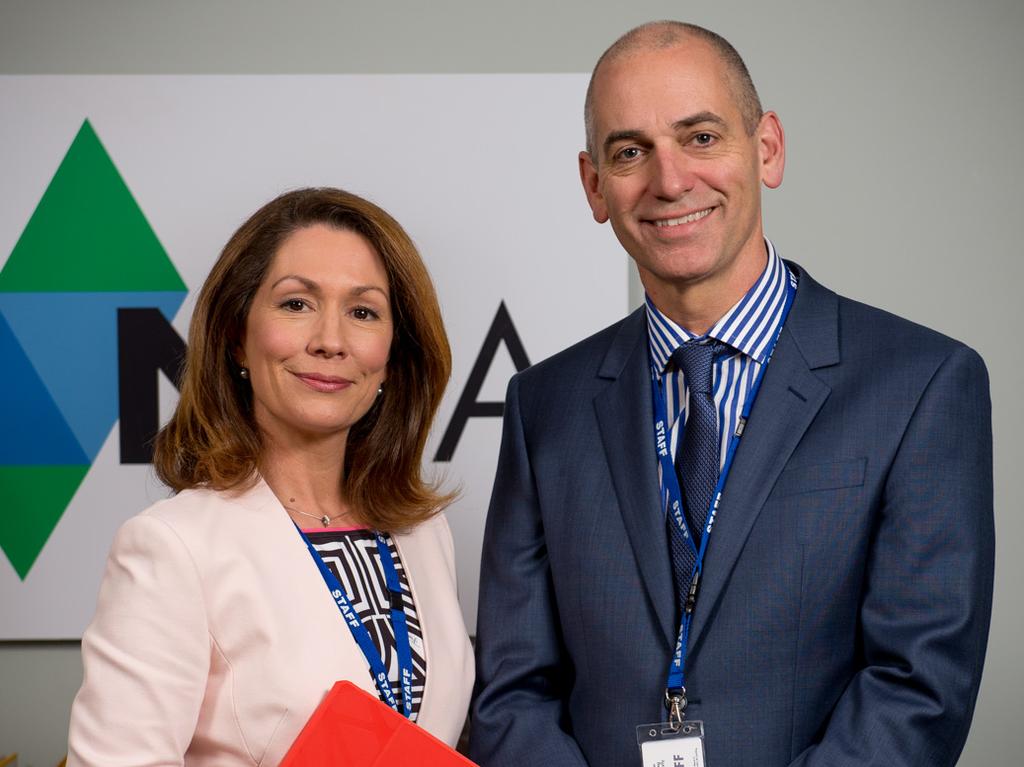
[469,263,994,767]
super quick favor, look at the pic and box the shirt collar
[646,238,794,375]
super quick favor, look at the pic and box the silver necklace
[284,500,347,528]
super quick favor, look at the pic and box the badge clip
[664,687,687,731]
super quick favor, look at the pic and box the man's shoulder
[835,291,978,364]
[791,261,980,369]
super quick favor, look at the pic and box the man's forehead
[591,44,732,127]
[595,39,723,96]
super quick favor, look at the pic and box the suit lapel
[594,311,676,647]
[687,265,838,648]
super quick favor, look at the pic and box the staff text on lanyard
[296,525,415,718]
[651,278,796,728]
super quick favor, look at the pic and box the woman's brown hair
[153,187,454,531]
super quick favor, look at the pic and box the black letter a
[434,301,530,462]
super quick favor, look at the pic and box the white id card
[636,720,706,767]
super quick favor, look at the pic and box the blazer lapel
[594,310,676,647]
[243,478,379,694]
[687,265,838,649]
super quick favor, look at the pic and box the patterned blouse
[303,527,427,720]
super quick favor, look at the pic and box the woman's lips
[292,372,353,392]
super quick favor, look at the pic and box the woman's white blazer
[67,479,474,766]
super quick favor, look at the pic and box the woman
[67,188,473,765]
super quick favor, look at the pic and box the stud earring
[240,367,249,379]
[377,383,384,395]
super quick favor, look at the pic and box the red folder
[280,681,477,766]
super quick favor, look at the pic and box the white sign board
[0,75,628,638]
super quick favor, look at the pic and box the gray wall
[2,1,1021,765]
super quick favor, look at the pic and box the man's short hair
[584,21,764,158]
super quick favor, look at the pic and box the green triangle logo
[0,465,90,578]
[0,119,186,293]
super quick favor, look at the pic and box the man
[469,20,994,767]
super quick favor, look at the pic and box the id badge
[637,720,706,767]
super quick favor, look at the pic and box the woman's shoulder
[396,509,452,543]
[393,511,458,573]
[128,478,282,538]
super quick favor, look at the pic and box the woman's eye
[352,306,378,321]
[282,299,307,311]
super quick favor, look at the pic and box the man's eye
[615,146,642,161]
[694,133,715,146]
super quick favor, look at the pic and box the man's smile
[650,207,715,227]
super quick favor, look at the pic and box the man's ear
[757,111,785,190]
[579,151,609,223]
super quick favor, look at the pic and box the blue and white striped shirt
[646,239,797,472]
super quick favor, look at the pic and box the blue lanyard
[653,279,796,699]
[296,525,415,718]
